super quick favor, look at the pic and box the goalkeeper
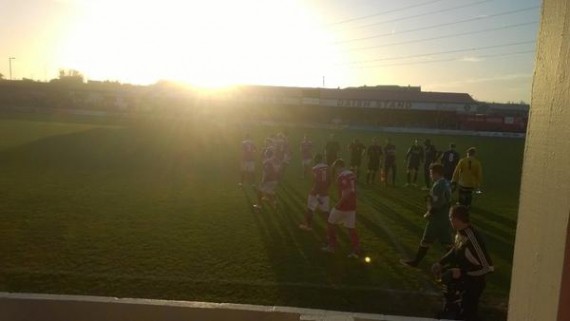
[401,163,453,267]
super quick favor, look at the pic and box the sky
[0,0,541,103]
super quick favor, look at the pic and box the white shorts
[327,208,356,229]
[302,158,312,166]
[241,161,255,172]
[307,194,330,212]
[259,180,278,195]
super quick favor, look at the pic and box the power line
[328,0,447,26]
[343,21,539,53]
[358,49,536,68]
[337,40,536,66]
[333,5,540,44]
[348,0,492,31]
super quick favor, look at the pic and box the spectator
[441,143,460,182]
[383,138,397,186]
[422,139,438,191]
[432,205,494,321]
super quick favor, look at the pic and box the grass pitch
[0,113,523,319]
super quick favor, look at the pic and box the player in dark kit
[366,138,383,184]
[348,138,366,180]
[441,143,460,182]
[423,139,438,191]
[401,163,453,268]
[405,139,424,187]
[432,205,494,321]
[383,138,397,186]
[324,134,341,166]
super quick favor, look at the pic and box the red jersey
[262,158,281,182]
[310,163,330,196]
[241,140,256,161]
[336,170,357,211]
[300,140,313,160]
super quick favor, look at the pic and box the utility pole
[322,76,325,88]
[9,57,15,80]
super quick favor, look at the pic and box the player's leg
[465,190,473,207]
[239,161,246,186]
[366,161,373,184]
[460,276,486,321]
[401,222,435,267]
[267,181,278,208]
[247,162,256,186]
[438,222,454,253]
[268,193,277,208]
[369,168,376,184]
[412,167,418,185]
[323,209,340,252]
[458,186,473,207]
[345,211,360,257]
[301,195,318,230]
[423,164,431,190]
[355,158,362,180]
[323,223,337,252]
[300,209,315,231]
[391,164,397,186]
[254,186,264,209]
[382,164,388,185]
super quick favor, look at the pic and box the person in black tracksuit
[383,138,397,186]
[441,143,460,182]
[432,205,493,321]
[423,139,438,190]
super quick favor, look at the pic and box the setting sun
[55,0,346,88]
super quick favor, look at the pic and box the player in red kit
[299,154,330,231]
[322,159,361,258]
[253,149,282,210]
[239,134,257,187]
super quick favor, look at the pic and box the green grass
[0,113,523,319]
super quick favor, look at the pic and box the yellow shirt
[452,156,482,188]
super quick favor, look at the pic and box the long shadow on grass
[377,186,515,263]
[471,206,517,227]
[359,189,424,241]
[0,126,187,172]
[240,181,429,313]
[359,186,514,294]
[379,186,426,214]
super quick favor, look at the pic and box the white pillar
[508,0,570,320]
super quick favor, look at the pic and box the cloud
[427,73,533,89]
[459,56,483,62]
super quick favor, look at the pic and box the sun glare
[56,0,346,88]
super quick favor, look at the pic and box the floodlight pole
[9,57,15,80]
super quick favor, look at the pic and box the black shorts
[350,157,362,167]
[421,217,453,247]
[407,162,420,170]
[368,159,380,170]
